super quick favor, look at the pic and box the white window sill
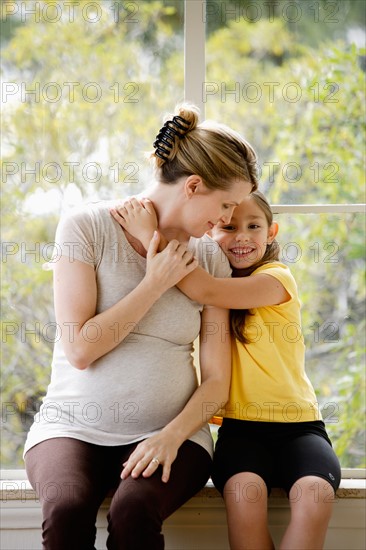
[1,469,365,501]
[1,470,365,550]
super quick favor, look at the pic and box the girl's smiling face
[210,194,278,269]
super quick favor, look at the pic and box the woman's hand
[145,231,198,294]
[110,197,158,250]
[121,429,181,483]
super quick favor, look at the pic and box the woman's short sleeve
[53,207,97,267]
[189,234,231,278]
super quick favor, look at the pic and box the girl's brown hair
[151,103,258,192]
[230,191,280,344]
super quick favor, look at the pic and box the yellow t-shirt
[223,262,321,423]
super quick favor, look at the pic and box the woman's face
[184,178,252,238]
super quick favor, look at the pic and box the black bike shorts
[212,419,341,497]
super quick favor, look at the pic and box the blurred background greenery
[1,0,365,468]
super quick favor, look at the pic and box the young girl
[111,190,341,550]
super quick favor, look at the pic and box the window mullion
[184,0,206,118]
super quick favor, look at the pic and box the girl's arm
[178,269,290,309]
[54,231,198,370]
[111,199,290,310]
[121,304,231,483]
[110,197,158,251]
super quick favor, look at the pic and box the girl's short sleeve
[253,263,298,301]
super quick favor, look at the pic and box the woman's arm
[54,232,198,370]
[120,305,231,483]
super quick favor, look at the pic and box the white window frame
[184,0,365,215]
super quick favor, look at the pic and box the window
[1,0,365,469]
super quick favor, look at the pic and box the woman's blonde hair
[151,103,258,192]
[230,190,280,344]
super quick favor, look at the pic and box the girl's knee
[224,473,269,530]
[224,473,268,507]
[289,477,335,523]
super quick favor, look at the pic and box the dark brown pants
[25,437,212,550]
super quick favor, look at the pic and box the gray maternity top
[24,201,231,458]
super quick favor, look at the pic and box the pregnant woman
[24,102,258,549]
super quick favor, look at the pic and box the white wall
[1,475,365,550]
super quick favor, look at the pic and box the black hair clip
[153,115,190,161]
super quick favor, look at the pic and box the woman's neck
[141,183,191,243]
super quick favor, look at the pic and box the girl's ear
[267,221,279,244]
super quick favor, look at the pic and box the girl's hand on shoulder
[110,197,158,250]
[145,231,198,293]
